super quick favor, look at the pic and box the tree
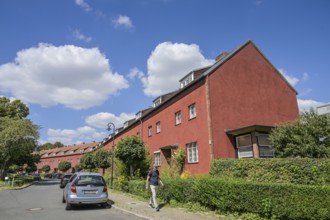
[0,117,40,180]
[42,164,51,173]
[270,110,330,158]
[0,97,29,119]
[94,149,111,175]
[58,161,71,173]
[0,97,40,180]
[115,135,147,177]
[80,153,96,172]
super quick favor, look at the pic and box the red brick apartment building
[36,142,100,173]
[101,40,299,174]
[36,40,299,175]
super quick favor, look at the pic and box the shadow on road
[34,179,60,186]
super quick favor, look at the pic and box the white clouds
[0,43,129,109]
[278,68,299,86]
[85,112,135,129]
[127,67,145,80]
[142,42,214,97]
[47,126,105,145]
[112,15,134,29]
[75,0,91,12]
[298,99,324,113]
[73,29,92,42]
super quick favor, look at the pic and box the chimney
[215,52,229,62]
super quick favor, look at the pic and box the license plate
[83,190,97,194]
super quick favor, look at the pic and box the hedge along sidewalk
[210,158,330,185]
[194,177,330,220]
[125,177,330,220]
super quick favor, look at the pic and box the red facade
[102,41,299,174]
[36,40,299,175]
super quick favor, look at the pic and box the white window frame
[175,111,181,125]
[154,151,161,166]
[257,134,275,158]
[156,121,161,134]
[236,134,253,158]
[189,103,196,119]
[148,126,152,137]
[187,142,199,163]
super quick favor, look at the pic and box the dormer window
[135,112,142,120]
[180,73,194,88]
[153,97,162,107]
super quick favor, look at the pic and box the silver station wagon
[62,172,108,210]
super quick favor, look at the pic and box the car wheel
[65,199,71,210]
[101,202,108,208]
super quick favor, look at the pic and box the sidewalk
[108,190,220,220]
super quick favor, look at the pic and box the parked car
[59,173,73,188]
[62,172,108,210]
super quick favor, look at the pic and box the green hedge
[210,158,330,185]
[123,177,330,220]
[194,177,330,220]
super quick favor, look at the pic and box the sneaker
[148,204,154,208]
[156,206,160,212]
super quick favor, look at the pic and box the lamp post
[107,122,115,189]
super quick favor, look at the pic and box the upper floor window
[236,134,253,158]
[148,126,152,137]
[80,149,84,153]
[175,111,181,125]
[180,73,194,88]
[153,97,162,107]
[154,151,161,166]
[189,103,196,119]
[156,122,161,134]
[257,134,275,158]
[135,112,142,120]
[187,142,199,163]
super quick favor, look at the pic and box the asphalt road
[0,179,144,220]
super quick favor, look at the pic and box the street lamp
[107,122,115,189]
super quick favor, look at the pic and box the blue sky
[0,0,329,145]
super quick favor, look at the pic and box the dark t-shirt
[148,170,160,186]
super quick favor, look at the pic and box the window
[187,142,198,163]
[175,111,181,125]
[236,134,253,158]
[180,73,194,88]
[258,134,275,158]
[156,122,161,134]
[80,149,84,153]
[153,97,162,107]
[148,126,152,137]
[154,151,161,166]
[189,103,196,119]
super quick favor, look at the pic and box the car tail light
[102,186,107,192]
[70,183,77,193]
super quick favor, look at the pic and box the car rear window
[75,175,105,186]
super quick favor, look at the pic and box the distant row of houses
[37,40,327,175]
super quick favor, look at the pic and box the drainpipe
[205,75,214,160]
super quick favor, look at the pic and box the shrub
[210,158,330,185]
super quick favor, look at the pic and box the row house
[102,40,299,174]
[36,142,100,173]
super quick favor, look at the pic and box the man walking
[146,164,164,212]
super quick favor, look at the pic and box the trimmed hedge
[124,177,330,220]
[210,158,330,185]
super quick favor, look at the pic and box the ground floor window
[257,134,275,158]
[236,134,253,158]
[187,142,199,163]
[154,151,161,166]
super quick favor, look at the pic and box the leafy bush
[210,158,330,185]
[120,176,330,220]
